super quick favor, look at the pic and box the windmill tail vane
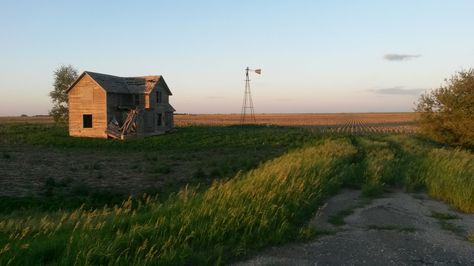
[241,67,261,124]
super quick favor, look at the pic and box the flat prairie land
[0,114,472,265]
[1,113,418,132]
[0,116,54,124]
[176,112,419,133]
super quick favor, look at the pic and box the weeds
[57,177,72,187]
[44,177,57,188]
[92,161,104,170]
[327,195,373,226]
[150,165,172,174]
[431,211,460,220]
[328,209,354,226]
[438,221,464,235]
[367,224,417,233]
[387,135,474,212]
[430,211,464,235]
[467,232,474,243]
[422,149,474,213]
[297,225,318,240]
[193,168,206,179]
[357,137,398,197]
[411,193,425,200]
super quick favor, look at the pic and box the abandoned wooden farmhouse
[67,71,175,139]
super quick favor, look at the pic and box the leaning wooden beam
[107,109,139,140]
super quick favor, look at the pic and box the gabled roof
[86,72,129,93]
[67,71,172,95]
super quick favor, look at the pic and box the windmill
[240,67,261,124]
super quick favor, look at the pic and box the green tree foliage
[416,69,474,148]
[49,65,78,124]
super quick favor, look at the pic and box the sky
[0,0,473,115]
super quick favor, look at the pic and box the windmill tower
[240,67,261,124]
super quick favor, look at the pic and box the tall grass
[386,135,474,212]
[344,135,473,212]
[355,137,398,196]
[421,148,474,212]
[0,139,357,265]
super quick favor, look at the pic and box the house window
[165,112,172,126]
[157,113,162,126]
[83,114,93,128]
[133,94,140,106]
[156,91,162,103]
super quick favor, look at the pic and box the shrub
[416,69,474,149]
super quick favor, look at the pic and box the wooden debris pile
[106,109,139,140]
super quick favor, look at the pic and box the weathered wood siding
[68,74,107,138]
[146,84,173,132]
[143,111,155,132]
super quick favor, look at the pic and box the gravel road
[235,190,474,266]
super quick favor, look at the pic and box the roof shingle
[68,71,172,95]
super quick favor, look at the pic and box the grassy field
[0,117,472,265]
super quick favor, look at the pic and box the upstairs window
[156,91,162,103]
[83,114,92,128]
[133,94,140,106]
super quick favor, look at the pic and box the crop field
[0,116,54,124]
[175,113,419,133]
[0,114,472,265]
[0,113,418,134]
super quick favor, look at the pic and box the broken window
[83,114,93,128]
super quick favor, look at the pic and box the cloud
[383,53,421,61]
[369,86,424,95]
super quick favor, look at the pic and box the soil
[235,190,474,266]
[0,144,283,199]
[0,145,204,197]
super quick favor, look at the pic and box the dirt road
[235,190,474,266]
